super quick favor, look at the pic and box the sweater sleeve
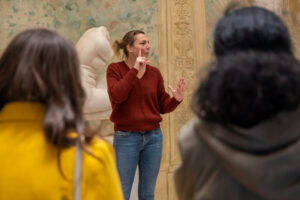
[106,63,138,104]
[157,70,181,114]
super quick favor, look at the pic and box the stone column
[156,0,208,199]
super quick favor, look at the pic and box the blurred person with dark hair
[175,6,300,200]
[0,28,123,200]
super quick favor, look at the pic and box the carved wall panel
[157,0,208,199]
[170,0,195,167]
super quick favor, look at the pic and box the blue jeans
[113,128,163,200]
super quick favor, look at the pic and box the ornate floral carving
[172,0,195,153]
[175,0,188,5]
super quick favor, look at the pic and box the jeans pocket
[114,131,130,138]
[153,128,162,135]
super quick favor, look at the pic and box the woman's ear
[126,44,133,53]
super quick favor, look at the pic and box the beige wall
[0,0,159,67]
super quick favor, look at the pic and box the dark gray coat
[175,109,300,200]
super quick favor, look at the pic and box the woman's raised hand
[134,49,149,79]
[168,77,186,102]
[134,49,150,71]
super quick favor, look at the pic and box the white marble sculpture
[76,26,114,136]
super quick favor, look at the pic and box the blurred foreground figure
[175,6,300,200]
[0,28,123,200]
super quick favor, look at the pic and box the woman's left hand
[168,77,186,102]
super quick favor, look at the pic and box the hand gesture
[134,49,150,71]
[168,77,186,102]
[134,49,149,79]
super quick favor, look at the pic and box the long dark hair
[0,28,92,147]
[193,6,300,128]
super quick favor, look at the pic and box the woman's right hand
[134,49,150,71]
[134,49,149,79]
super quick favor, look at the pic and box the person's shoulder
[108,61,123,66]
[82,138,123,199]
[179,118,200,146]
[108,61,125,69]
[82,138,115,176]
[88,138,114,159]
[178,118,207,156]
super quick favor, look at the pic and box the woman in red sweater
[107,30,185,200]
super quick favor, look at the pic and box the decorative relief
[173,0,194,126]
[175,0,188,5]
[170,0,196,165]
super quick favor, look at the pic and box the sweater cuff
[170,97,182,108]
[173,97,183,104]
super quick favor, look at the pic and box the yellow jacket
[0,102,124,200]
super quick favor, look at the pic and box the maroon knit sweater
[107,61,181,131]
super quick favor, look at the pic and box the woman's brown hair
[113,30,145,58]
[0,28,92,149]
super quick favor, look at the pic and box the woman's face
[127,33,151,58]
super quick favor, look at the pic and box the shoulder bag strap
[74,142,82,200]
